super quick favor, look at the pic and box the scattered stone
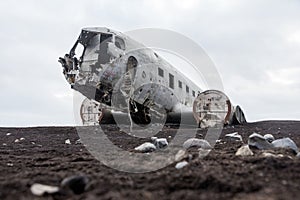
[262,152,284,158]
[175,161,188,169]
[175,149,187,162]
[7,163,13,167]
[264,134,275,143]
[75,139,81,144]
[30,183,59,196]
[3,143,7,146]
[6,133,11,136]
[248,133,273,150]
[272,138,299,153]
[235,145,254,156]
[296,152,300,159]
[61,175,89,194]
[198,148,211,158]
[31,142,35,145]
[65,139,71,145]
[183,138,212,149]
[134,142,156,152]
[225,132,243,142]
[20,137,25,141]
[153,138,168,149]
[14,139,20,143]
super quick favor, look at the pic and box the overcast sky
[0,0,299,127]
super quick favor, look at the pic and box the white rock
[30,183,59,196]
[153,138,168,149]
[235,145,254,156]
[14,139,20,143]
[183,138,212,149]
[75,139,81,144]
[248,133,273,150]
[65,139,71,145]
[264,134,275,143]
[7,163,13,167]
[20,137,25,141]
[175,161,189,169]
[6,133,11,136]
[225,132,243,142]
[262,152,284,158]
[198,148,211,158]
[134,142,156,152]
[272,138,299,153]
[175,150,186,162]
[296,152,300,159]
[3,143,7,146]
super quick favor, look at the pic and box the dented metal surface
[59,27,246,127]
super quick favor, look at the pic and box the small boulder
[61,175,89,195]
[153,138,168,149]
[235,145,254,156]
[264,134,275,143]
[225,132,243,142]
[175,161,188,169]
[6,133,12,136]
[134,142,156,152]
[248,133,273,150]
[175,149,187,162]
[65,139,71,145]
[183,138,212,149]
[272,138,299,153]
[30,183,59,196]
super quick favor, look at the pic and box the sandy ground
[1,121,300,200]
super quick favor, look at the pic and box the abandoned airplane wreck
[58,27,246,128]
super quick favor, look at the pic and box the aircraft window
[158,67,164,77]
[115,36,125,50]
[192,90,195,97]
[186,85,189,93]
[169,73,174,89]
[178,80,182,88]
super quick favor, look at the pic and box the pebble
[272,138,299,153]
[248,133,273,150]
[175,149,186,162]
[235,145,254,156]
[7,163,13,167]
[264,134,275,143]
[296,152,300,159]
[134,142,156,152]
[6,133,12,136]
[153,138,168,149]
[65,139,71,145]
[14,139,20,143]
[262,152,284,158]
[20,137,25,141]
[198,148,211,158]
[75,139,81,144]
[3,143,7,146]
[30,183,59,196]
[183,138,212,149]
[225,132,243,142]
[61,175,89,194]
[175,161,188,169]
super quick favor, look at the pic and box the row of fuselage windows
[158,67,197,97]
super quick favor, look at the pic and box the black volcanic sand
[1,121,300,200]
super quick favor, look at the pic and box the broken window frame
[158,67,164,77]
[178,80,182,89]
[186,85,189,93]
[169,73,174,89]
